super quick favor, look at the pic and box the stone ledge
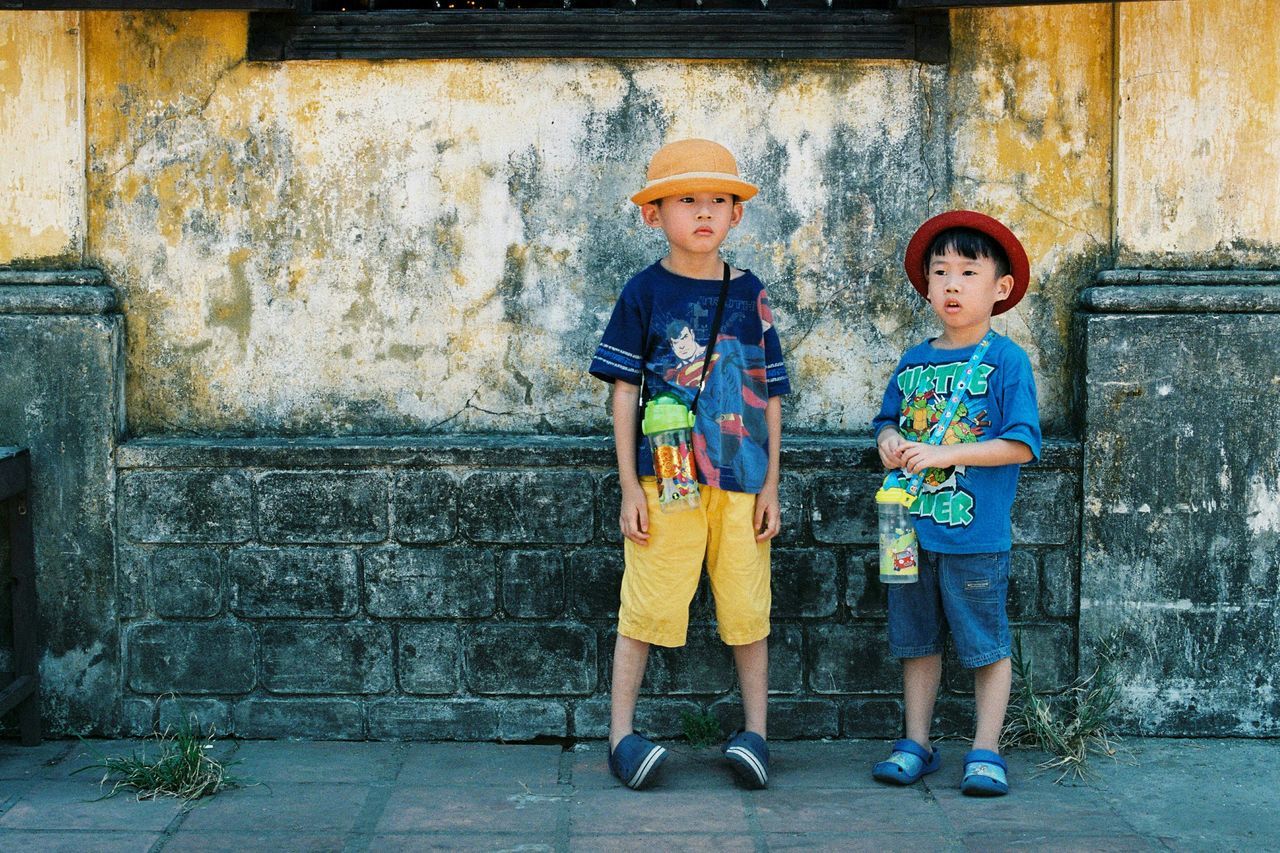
[1087,269,1280,314]
[1081,284,1280,313]
[0,283,118,314]
[116,434,1082,470]
[0,269,107,287]
[1097,269,1280,286]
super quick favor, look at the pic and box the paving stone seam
[740,789,769,853]
[918,778,963,839]
[554,747,573,853]
[342,742,410,853]
[0,791,23,819]
[1091,774,1164,843]
[145,800,195,853]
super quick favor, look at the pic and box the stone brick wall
[116,436,1080,741]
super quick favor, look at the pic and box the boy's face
[641,192,743,258]
[925,248,1014,335]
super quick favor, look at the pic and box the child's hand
[899,441,957,475]
[876,428,907,470]
[619,482,650,546]
[753,484,781,542]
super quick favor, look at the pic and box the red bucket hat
[903,210,1030,316]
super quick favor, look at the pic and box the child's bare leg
[903,654,942,749]
[609,633,651,751]
[972,656,1011,753]
[732,638,768,739]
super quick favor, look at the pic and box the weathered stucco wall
[1117,0,1280,267]
[947,4,1112,435]
[0,12,85,265]
[82,10,1104,439]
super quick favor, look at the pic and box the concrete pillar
[1080,271,1280,735]
[0,270,123,734]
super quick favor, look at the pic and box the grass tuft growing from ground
[680,709,723,748]
[1002,632,1124,783]
[76,719,245,801]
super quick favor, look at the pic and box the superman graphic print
[590,260,790,494]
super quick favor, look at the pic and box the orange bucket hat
[630,138,759,206]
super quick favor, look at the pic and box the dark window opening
[247,1,949,61]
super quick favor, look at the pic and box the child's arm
[898,437,1033,474]
[612,380,650,546]
[753,396,783,541]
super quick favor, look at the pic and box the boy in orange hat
[589,139,789,790]
[871,211,1041,797]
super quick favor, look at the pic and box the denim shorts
[886,548,1011,669]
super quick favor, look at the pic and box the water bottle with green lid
[641,393,700,513]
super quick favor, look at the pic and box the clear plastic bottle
[641,394,701,513]
[876,480,919,584]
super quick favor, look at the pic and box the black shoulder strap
[690,262,732,415]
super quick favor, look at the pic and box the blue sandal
[872,738,941,786]
[609,733,668,790]
[961,749,1009,796]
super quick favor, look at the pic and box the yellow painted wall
[82,12,955,436]
[948,3,1114,432]
[0,3,1269,436]
[1117,0,1280,266]
[0,12,84,264]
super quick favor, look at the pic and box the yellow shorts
[619,478,771,648]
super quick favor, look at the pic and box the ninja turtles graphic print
[872,334,1042,554]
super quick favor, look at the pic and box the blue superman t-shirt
[590,261,790,494]
[872,333,1041,553]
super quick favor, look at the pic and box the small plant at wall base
[1002,632,1123,783]
[680,710,723,748]
[76,717,245,801]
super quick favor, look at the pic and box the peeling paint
[40,641,115,734]
[80,14,977,437]
[1118,0,1280,266]
[949,5,1113,436]
[1245,472,1280,536]
[0,12,85,264]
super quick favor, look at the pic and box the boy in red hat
[589,139,789,790]
[870,211,1042,797]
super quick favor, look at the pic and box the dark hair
[665,320,691,340]
[925,227,1010,279]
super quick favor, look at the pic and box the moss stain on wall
[80,13,960,437]
[948,4,1114,436]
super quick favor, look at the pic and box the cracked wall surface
[78,10,1109,439]
[947,4,1113,436]
[0,12,85,264]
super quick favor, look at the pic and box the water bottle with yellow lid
[876,472,919,584]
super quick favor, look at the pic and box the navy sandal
[722,730,769,789]
[961,749,1009,796]
[872,738,941,786]
[609,733,668,790]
